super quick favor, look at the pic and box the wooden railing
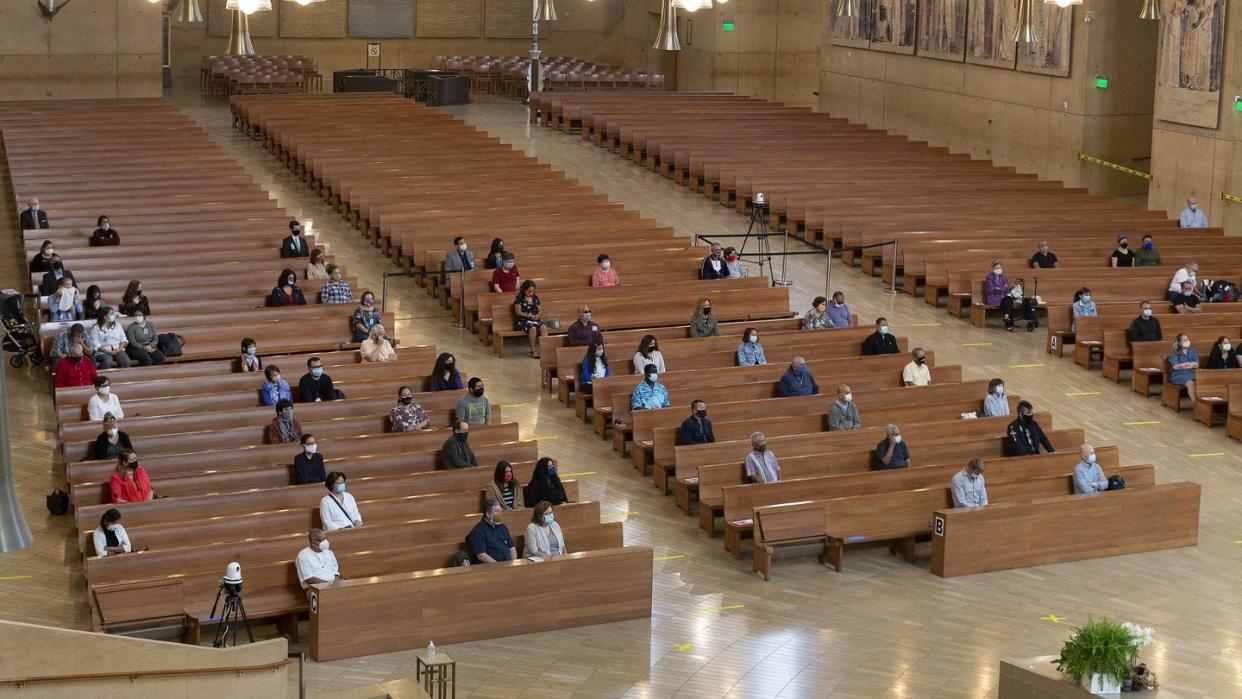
[0,658,291,687]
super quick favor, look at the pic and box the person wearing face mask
[306,248,328,280]
[828,384,862,431]
[281,220,309,258]
[777,356,819,397]
[680,400,715,444]
[567,305,603,347]
[89,215,119,246]
[873,424,910,470]
[745,432,782,483]
[1073,444,1110,493]
[320,471,363,531]
[486,461,523,511]
[1168,333,1199,401]
[271,268,307,307]
[513,280,544,358]
[37,254,76,296]
[92,413,133,460]
[391,386,432,431]
[1006,400,1054,456]
[862,317,899,355]
[631,364,670,410]
[92,509,131,558]
[524,457,568,506]
[81,285,103,321]
[1168,262,1199,301]
[982,378,1009,417]
[429,352,464,392]
[824,291,851,328]
[1109,234,1136,268]
[52,323,89,362]
[736,328,767,366]
[319,264,354,304]
[54,342,96,388]
[579,342,610,396]
[524,501,567,559]
[701,243,732,280]
[1179,196,1208,228]
[266,399,303,444]
[1207,336,1240,369]
[633,334,667,374]
[88,376,124,420]
[119,280,150,317]
[1135,235,1162,267]
[109,450,153,503]
[351,291,381,341]
[300,357,339,402]
[293,434,327,484]
[950,459,989,508]
[802,296,835,330]
[444,236,476,274]
[442,419,481,468]
[296,528,341,596]
[30,240,56,274]
[1129,301,1163,343]
[591,253,620,287]
[124,311,164,366]
[690,297,720,338]
[484,238,506,270]
[468,500,516,563]
[902,348,931,387]
[1172,280,1201,314]
[983,260,1016,331]
[360,324,397,362]
[20,197,49,231]
[723,246,747,278]
[235,338,263,373]
[490,252,521,294]
[1071,288,1096,333]
[86,307,130,369]
[261,365,293,406]
[457,377,493,425]
[49,277,81,322]
[1029,241,1058,269]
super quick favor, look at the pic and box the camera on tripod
[753,192,766,215]
[210,561,253,647]
[222,561,243,595]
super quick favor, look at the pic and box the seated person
[306,248,328,279]
[777,356,819,397]
[724,247,746,278]
[359,324,397,362]
[444,236,476,273]
[271,269,307,306]
[490,252,520,293]
[457,378,492,425]
[51,323,88,362]
[351,291,380,342]
[484,238,506,269]
[591,254,619,287]
[20,198,49,231]
[109,450,153,503]
[745,432,782,483]
[902,348,930,386]
[442,419,480,468]
[319,265,354,304]
[1071,288,1096,332]
[486,461,523,511]
[54,342,96,388]
[689,298,719,337]
[266,400,302,445]
[524,457,568,506]
[261,365,293,406]
[828,384,861,430]
[281,220,310,258]
[1006,400,1054,455]
[1129,301,1162,342]
[89,215,120,246]
[295,528,340,597]
[92,413,133,461]
[983,261,1014,330]
[950,459,988,507]
[1171,281,1201,314]
[700,243,731,279]
[1135,235,1161,266]
[467,500,516,563]
[124,312,164,366]
[299,357,339,402]
[1072,444,1109,494]
[523,501,567,560]
[1030,241,1058,269]
[736,328,767,366]
[982,379,1008,417]
[802,296,835,330]
[37,254,76,296]
[92,509,132,558]
[320,471,363,531]
[580,342,610,395]
[631,364,670,410]
[87,308,130,369]
[513,281,544,358]
[293,435,326,485]
[429,352,463,391]
[873,424,910,470]
[1179,198,1207,228]
[567,306,603,347]
[1168,333,1199,401]
[391,386,432,432]
[824,291,851,328]
[118,280,150,317]
[1109,234,1135,267]
[88,376,123,421]
[862,318,899,355]
[1207,336,1240,369]
[31,240,56,274]
[633,335,666,374]
[1167,262,1198,301]
[81,285,103,320]
[680,400,715,444]
[49,277,81,321]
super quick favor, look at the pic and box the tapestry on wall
[416,0,483,38]
[831,0,874,49]
[917,0,967,61]
[871,0,917,54]
[349,0,415,38]
[1154,0,1226,128]
[1016,3,1072,76]
[965,0,1017,68]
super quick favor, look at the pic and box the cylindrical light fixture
[226,0,273,15]
[654,0,681,50]
[674,0,712,10]
[225,8,256,55]
[1042,0,1082,6]
[1139,0,1161,20]
[535,0,557,21]
[835,0,860,18]
[1013,0,1037,43]
[287,0,327,5]
[175,0,205,22]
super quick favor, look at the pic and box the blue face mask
[335,483,346,493]
[546,465,556,475]
[1143,242,1153,250]
[879,326,890,335]
[311,367,323,377]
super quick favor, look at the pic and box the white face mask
[543,512,555,524]
[107,428,118,437]
[1082,296,1091,303]
[101,223,111,231]
[993,268,1002,276]
[134,315,145,324]
[317,539,329,551]
[458,243,467,251]
[305,443,318,454]
[893,435,903,444]
[601,260,611,270]
[1181,340,1191,349]
[1222,343,1232,352]
[842,393,852,402]
[995,386,1004,396]
[99,386,111,396]
[1141,309,1152,318]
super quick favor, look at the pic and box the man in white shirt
[950,459,988,507]
[902,347,931,386]
[1179,197,1208,228]
[1167,262,1199,300]
[295,528,340,597]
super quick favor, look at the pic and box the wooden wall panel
[208,0,279,38]
[281,0,348,38]
[348,0,416,38]
[416,0,483,38]
[485,0,529,39]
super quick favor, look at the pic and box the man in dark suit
[19,197,49,230]
[280,220,309,258]
[861,317,900,355]
[38,255,76,296]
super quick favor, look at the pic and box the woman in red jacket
[109,450,154,504]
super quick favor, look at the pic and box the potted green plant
[1053,618,1155,696]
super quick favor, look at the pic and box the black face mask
[695,409,707,419]
[53,263,63,272]
[702,307,711,315]
[914,357,925,365]
[454,432,468,442]
[400,396,413,405]
[472,388,485,398]
[1022,413,1034,423]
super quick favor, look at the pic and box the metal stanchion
[453,269,467,328]
[882,239,900,295]
[824,248,833,298]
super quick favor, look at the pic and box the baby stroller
[1007,278,1040,332]
[1,291,44,368]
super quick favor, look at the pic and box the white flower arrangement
[1121,622,1156,649]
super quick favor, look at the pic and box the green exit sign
[1235,97,1242,111]
[1095,75,1109,89]
[722,20,735,31]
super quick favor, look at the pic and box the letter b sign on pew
[934,515,945,537]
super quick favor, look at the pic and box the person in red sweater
[54,342,97,388]
[109,450,154,504]
[490,252,521,293]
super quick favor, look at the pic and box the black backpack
[46,489,70,515]
[157,333,184,357]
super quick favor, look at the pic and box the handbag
[543,316,561,329]
[157,333,184,357]
[46,489,70,515]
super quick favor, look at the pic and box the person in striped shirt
[744,432,781,483]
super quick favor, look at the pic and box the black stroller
[1,291,44,368]
[1005,278,1040,332]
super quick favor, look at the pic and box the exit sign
[722,20,735,31]
[1095,75,1109,89]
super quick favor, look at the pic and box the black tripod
[209,582,254,648]
[738,200,777,281]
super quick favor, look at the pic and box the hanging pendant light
[1139,0,1161,20]
[835,0,859,18]
[226,0,272,14]
[674,0,712,10]
[1014,0,1037,43]
[535,0,557,21]
[287,0,328,5]
[174,0,204,22]
[1042,0,1081,6]
[654,0,681,51]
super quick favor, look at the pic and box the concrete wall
[0,0,163,101]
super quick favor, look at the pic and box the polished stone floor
[1,92,1240,698]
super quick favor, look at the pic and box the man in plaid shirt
[320,264,354,304]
